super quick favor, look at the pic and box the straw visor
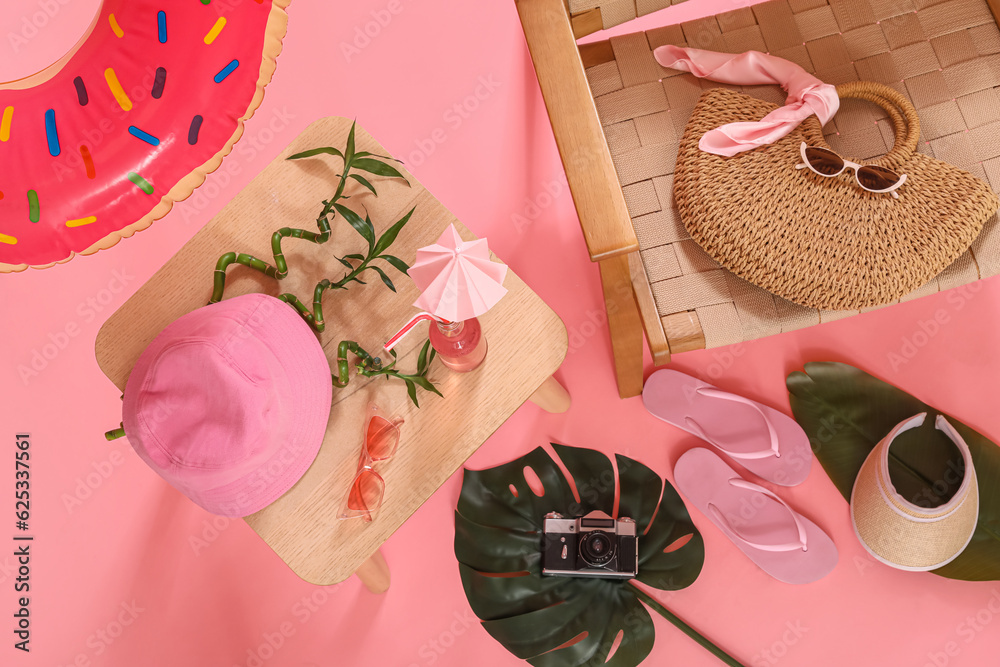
[851,414,978,572]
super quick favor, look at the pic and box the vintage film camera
[541,510,638,579]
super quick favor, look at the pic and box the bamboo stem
[332,340,379,387]
[208,162,348,305]
[104,126,437,440]
[105,426,126,441]
[628,584,745,667]
[270,224,332,278]
[276,293,317,326]
[274,251,382,333]
[198,128,427,399]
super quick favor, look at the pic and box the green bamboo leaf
[287,146,343,161]
[405,380,419,408]
[345,120,357,165]
[344,254,365,261]
[407,375,443,397]
[455,445,726,667]
[417,340,431,374]
[354,151,399,162]
[379,254,409,273]
[334,256,354,270]
[787,362,1000,581]
[370,265,396,292]
[353,157,405,180]
[373,207,415,257]
[333,203,374,249]
[363,212,376,241]
[349,173,377,196]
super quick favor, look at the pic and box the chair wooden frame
[516,0,676,399]
[516,0,1000,399]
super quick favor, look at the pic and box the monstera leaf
[787,362,1000,581]
[455,443,744,666]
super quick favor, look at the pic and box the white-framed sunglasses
[795,142,907,199]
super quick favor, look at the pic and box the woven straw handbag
[673,81,1000,311]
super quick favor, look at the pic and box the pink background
[3,1,1000,666]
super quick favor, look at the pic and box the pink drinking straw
[384,312,450,352]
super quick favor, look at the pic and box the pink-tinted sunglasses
[339,403,403,522]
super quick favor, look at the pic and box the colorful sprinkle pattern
[0,1,282,265]
[44,109,60,157]
[27,190,39,223]
[66,216,97,228]
[128,172,154,195]
[128,126,160,146]
[74,77,89,106]
[151,68,167,99]
[205,17,227,44]
[214,59,240,83]
[188,115,204,145]
[109,14,124,38]
[80,145,96,179]
[104,67,132,112]
[0,107,12,142]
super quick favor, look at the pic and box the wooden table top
[95,117,567,584]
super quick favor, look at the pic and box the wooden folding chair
[516,0,1000,398]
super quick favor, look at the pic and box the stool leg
[600,254,644,398]
[529,375,571,413]
[355,549,390,594]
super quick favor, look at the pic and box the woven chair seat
[583,0,1000,348]
[570,0,688,32]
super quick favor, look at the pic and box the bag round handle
[818,81,921,169]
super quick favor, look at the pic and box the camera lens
[579,530,616,567]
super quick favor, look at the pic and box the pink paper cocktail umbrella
[383,225,506,372]
[407,224,507,322]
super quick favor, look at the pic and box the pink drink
[429,318,488,372]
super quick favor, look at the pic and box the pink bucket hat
[122,293,332,517]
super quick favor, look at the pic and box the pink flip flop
[674,448,838,585]
[643,369,813,486]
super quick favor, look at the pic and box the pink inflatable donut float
[0,0,290,272]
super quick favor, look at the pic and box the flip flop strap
[684,387,781,460]
[707,478,809,553]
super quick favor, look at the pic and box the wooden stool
[96,117,569,592]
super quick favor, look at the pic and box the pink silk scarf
[652,46,840,157]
